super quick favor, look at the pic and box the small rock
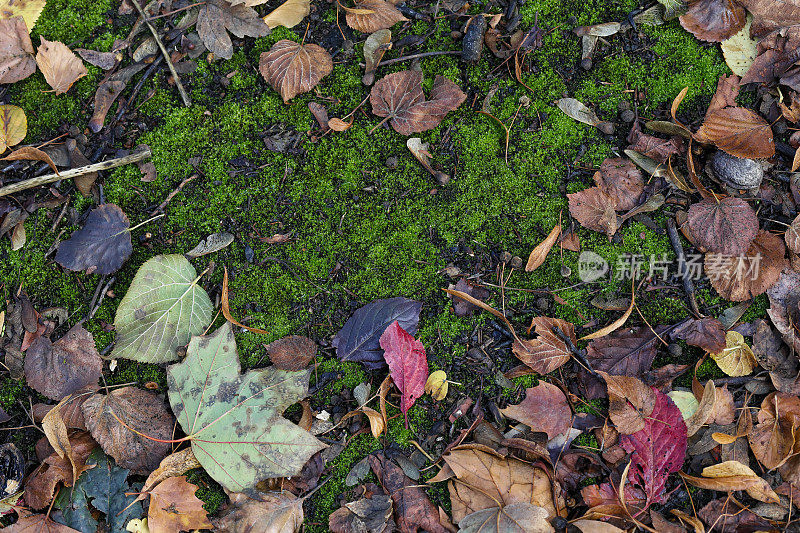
[667,343,682,358]
[535,297,550,312]
[385,156,398,169]
[597,121,614,135]
[711,151,764,189]
[617,100,631,112]
[774,120,788,135]
[620,109,635,123]
[580,58,592,70]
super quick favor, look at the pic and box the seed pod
[462,15,486,63]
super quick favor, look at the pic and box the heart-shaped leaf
[167,323,326,492]
[259,40,333,103]
[687,197,758,256]
[112,254,213,363]
[55,204,133,275]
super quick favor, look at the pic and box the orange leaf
[694,107,775,159]
[222,267,269,334]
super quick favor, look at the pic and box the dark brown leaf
[370,70,466,135]
[448,278,490,317]
[739,0,800,36]
[55,204,132,275]
[82,387,174,474]
[89,63,147,133]
[259,40,333,103]
[24,324,102,401]
[264,335,317,370]
[629,128,683,164]
[695,107,775,159]
[707,230,787,301]
[196,0,269,60]
[687,197,758,256]
[698,498,773,531]
[500,382,572,439]
[512,316,575,374]
[345,0,407,33]
[567,186,619,238]
[600,372,656,434]
[24,431,96,510]
[593,158,644,211]
[0,17,35,84]
[670,317,727,353]
[679,0,746,42]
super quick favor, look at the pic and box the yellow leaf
[721,16,756,77]
[711,330,757,377]
[701,460,779,503]
[126,518,150,533]
[0,0,46,32]
[0,104,27,153]
[263,0,310,29]
[362,406,385,438]
[425,370,448,400]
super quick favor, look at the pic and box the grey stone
[711,151,764,189]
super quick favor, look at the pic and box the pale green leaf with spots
[166,322,325,492]
[112,254,213,363]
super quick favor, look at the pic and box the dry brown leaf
[35,38,87,95]
[148,476,213,533]
[687,197,758,256]
[699,461,779,503]
[345,0,407,33]
[580,284,634,341]
[599,372,656,434]
[695,107,775,159]
[2,146,58,174]
[786,214,800,254]
[512,316,574,374]
[567,187,619,238]
[0,104,26,153]
[526,224,561,272]
[679,0,746,42]
[264,334,317,370]
[685,379,716,437]
[75,48,118,70]
[222,267,269,334]
[82,387,174,474]
[197,0,269,60]
[215,490,304,532]
[5,513,82,533]
[500,382,571,440]
[749,392,800,470]
[260,39,333,103]
[706,230,787,302]
[370,70,466,135]
[138,448,202,501]
[459,503,554,533]
[0,17,35,84]
[594,158,645,211]
[263,0,310,28]
[0,0,46,32]
[24,431,96,510]
[556,98,600,126]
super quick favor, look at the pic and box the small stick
[666,217,702,318]
[378,50,461,67]
[130,0,191,107]
[151,174,196,216]
[0,149,152,198]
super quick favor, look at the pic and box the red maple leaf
[620,387,687,508]
[380,320,428,427]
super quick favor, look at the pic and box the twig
[666,218,702,318]
[151,174,196,215]
[130,0,191,107]
[378,50,461,67]
[0,149,152,197]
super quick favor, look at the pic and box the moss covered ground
[1,0,737,525]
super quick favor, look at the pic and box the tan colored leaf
[500,382,571,439]
[82,387,175,474]
[512,317,574,374]
[721,16,756,76]
[0,104,26,153]
[599,372,656,434]
[148,476,212,533]
[263,0,310,28]
[260,40,333,103]
[556,98,600,126]
[526,224,561,272]
[328,117,352,131]
[685,379,716,437]
[139,448,202,501]
[573,520,627,533]
[567,187,618,238]
[370,70,466,135]
[215,491,304,533]
[5,513,82,533]
[362,406,385,438]
[0,0,46,32]
[222,267,269,334]
[264,334,317,370]
[710,330,757,377]
[786,214,800,254]
[0,17,35,83]
[35,38,87,95]
[700,461,779,503]
[363,29,391,85]
[706,230,787,302]
[695,106,775,159]
[2,146,58,174]
[346,0,407,33]
[459,503,555,533]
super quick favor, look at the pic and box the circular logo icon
[578,251,609,282]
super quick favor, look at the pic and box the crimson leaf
[380,320,428,427]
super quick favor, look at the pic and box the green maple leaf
[166,323,326,491]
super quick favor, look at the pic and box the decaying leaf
[75,48,118,70]
[556,98,600,127]
[329,494,393,533]
[679,0,746,42]
[197,0,269,60]
[695,106,775,159]
[345,0,407,33]
[593,158,645,211]
[380,320,428,427]
[710,330,757,377]
[407,137,450,184]
[215,490,304,533]
[25,324,102,401]
[82,387,175,474]
[35,38,87,95]
[138,448,202,501]
[0,104,26,153]
[513,317,575,374]
[0,0,47,32]
[567,187,619,238]
[706,230,787,301]
[148,476,212,533]
[425,369,448,401]
[363,29,391,85]
[113,254,213,363]
[370,70,466,135]
[263,0,310,29]
[167,323,326,492]
[721,16,756,76]
[500,382,571,439]
[458,503,554,533]
[88,63,147,133]
[5,513,82,533]
[55,204,133,275]
[749,392,800,470]
[671,317,727,353]
[683,460,779,503]
[264,334,317,370]
[24,431,96,510]
[0,17,35,84]
[526,225,561,272]
[185,232,234,258]
[686,197,758,256]
[1,146,58,174]
[259,40,333,103]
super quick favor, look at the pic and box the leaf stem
[126,213,165,234]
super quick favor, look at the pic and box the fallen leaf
[75,48,118,70]
[767,270,800,354]
[556,98,600,127]
[512,317,575,374]
[679,0,746,41]
[264,334,317,370]
[380,320,428,427]
[370,70,466,135]
[55,204,133,275]
[739,0,800,36]
[370,452,451,533]
[600,373,657,435]
[35,38,87,95]
[82,387,175,474]
[0,104,26,153]
[259,40,333,103]
[458,503,554,533]
[573,520,626,533]
[5,513,82,533]
[787,214,800,254]
[526,225,561,272]
[407,137,450,183]
[333,297,421,369]
[197,0,269,60]
[695,106,775,159]
[148,476,212,533]
[345,0,407,33]
[88,63,147,133]
[721,16,757,75]
[687,197,758,256]
[263,0,310,29]
[668,390,699,420]
[167,323,325,491]
[448,279,490,317]
[1,146,58,173]
[567,187,619,238]
[0,0,46,32]
[594,158,645,211]
[706,230,787,301]
[684,379,716,437]
[500,382,571,439]
[670,317,727,353]
[425,370,448,400]
[222,267,269,335]
[329,494,393,533]
[363,29,391,85]
[620,389,687,506]
[711,330,757,377]
[690,460,779,503]
[215,490,304,533]
[24,432,96,510]
[25,324,102,401]
[138,448,201,502]
[698,498,774,531]
[113,254,213,363]
[628,126,683,164]
[0,17,35,84]
[749,392,800,470]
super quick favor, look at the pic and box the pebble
[597,121,614,135]
[621,109,635,123]
[618,100,631,112]
[385,156,398,169]
[711,151,764,189]
[667,343,682,358]
[500,251,512,263]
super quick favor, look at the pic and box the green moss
[185,468,225,514]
